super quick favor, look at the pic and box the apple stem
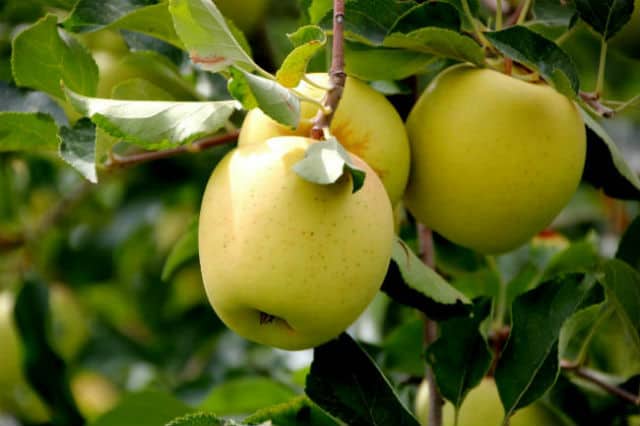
[516,0,531,25]
[418,224,443,426]
[310,0,347,140]
[495,0,503,30]
[595,38,608,97]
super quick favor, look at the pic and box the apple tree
[0,0,640,425]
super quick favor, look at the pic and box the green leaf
[344,41,436,81]
[58,118,97,183]
[485,26,579,97]
[111,78,175,101]
[199,377,296,416]
[559,303,610,364]
[65,87,239,148]
[162,217,198,281]
[600,259,640,359]
[228,67,300,128]
[14,276,84,426]
[531,0,577,29]
[580,109,640,200]
[427,299,493,409]
[292,138,366,193]
[245,396,340,426]
[616,215,640,270]
[107,3,183,48]
[388,1,461,34]
[495,273,596,418]
[439,0,479,31]
[575,0,635,40]
[0,82,68,124]
[542,237,601,280]
[169,0,256,72]
[381,238,470,320]
[276,26,326,88]
[92,391,193,426]
[383,28,485,66]
[166,412,246,426]
[63,0,155,32]
[382,318,424,376]
[12,15,98,99]
[0,112,59,151]
[306,333,420,426]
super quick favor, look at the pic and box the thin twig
[310,0,347,139]
[104,131,240,169]
[580,91,615,118]
[418,224,443,426]
[560,360,639,406]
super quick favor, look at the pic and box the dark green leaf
[485,26,579,96]
[166,412,245,426]
[575,0,634,40]
[58,118,97,183]
[63,0,154,33]
[0,82,68,125]
[306,333,419,426]
[292,138,366,193]
[381,238,470,321]
[559,302,609,364]
[495,273,596,418]
[531,0,577,28]
[581,109,640,200]
[388,1,461,34]
[92,391,193,426]
[616,215,640,269]
[162,217,198,281]
[427,299,492,408]
[382,318,424,376]
[198,377,296,415]
[14,276,84,426]
[244,396,340,426]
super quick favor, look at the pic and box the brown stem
[560,360,640,405]
[580,91,615,118]
[0,234,24,252]
[418,224,443,426]
[310,0,347,139]
[105,131,240,169]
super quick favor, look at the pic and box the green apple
[214,0,268,34]
[0,286,88,422]
[238,73,411,205]
[610,0,640,58]
[198,136,394,350]
[414,378,568,426]
[79,29,129,55]
[71,371,119,421]
[405,65,586,254]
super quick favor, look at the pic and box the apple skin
[238,73,411,205]
[198,136,394,350]
[405,65,586,254]
[414,378,568,426]
[214,0,268,34]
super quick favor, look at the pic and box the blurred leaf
[382,318,424,376]
[559,302,609,364]
[0,81,68,125]
[581,109,640,200]
[600,259,640,358]
[383,28,484,66]
[12,15,98,99]
[276,26,326,88]
[427,299,492,409]
[292,138,366,193]
[542,237,601,280]
[169,0,256,72]
[199,377,296,416]
[162,217,198,282]
[111,79,175,101]
[92,391,193,426]
[228,67,300,128]
[575,0,634,40]
[245,395,340,426]
[388,1,461,34]
[58,118,97,183]
[485,26,579,97]
[344,42,435,81]
[306,333,419,426]
[381,238,470,321]
[0,112,58,151]
[495,273,596,418]
[14,276,84,426]
[531,0,577,28]
[65,87,239,148]
[616,215,640,270]
[166,412,246,426]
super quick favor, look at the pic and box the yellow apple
[405,65,586,254]
[610,0,640,57]
[0,286,89,422]
[238,73,411,205]
[414,378,568,426]
[71,371,119,421]
[198,136,394,350]
[214,0,268,34]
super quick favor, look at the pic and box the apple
[610,0,640,58]
[0,286,88,422]
[238,73,411,205]
[414,378,568,426]
[214,0,268,34]
[71,371,119,421]
[198,136,394,350]
[405,65,586,254]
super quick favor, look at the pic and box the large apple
[214,0,268,34]
[414,378,568,426]
[238,73,411,205]
[405,65,586,254]
[198,136,394,350]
